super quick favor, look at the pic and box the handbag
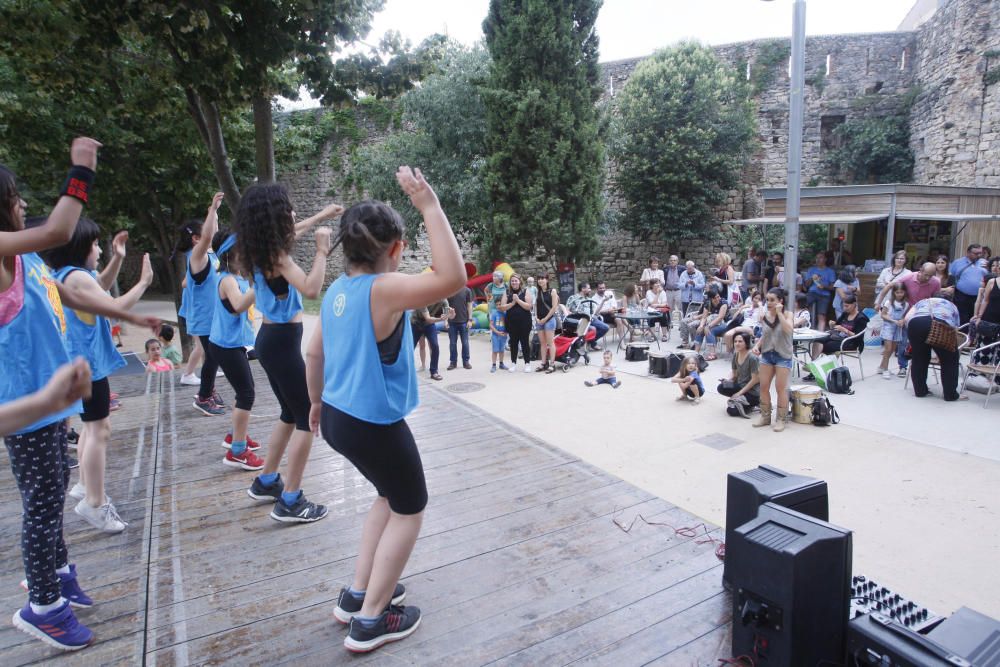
[926,318,958,352]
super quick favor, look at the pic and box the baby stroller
[552,315,596,372]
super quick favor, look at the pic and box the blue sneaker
[20,564,93,608]
[12,601,94,650]
[334,584,406,624]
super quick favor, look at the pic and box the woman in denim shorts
[751,288,795,432]
[534,275,560,373]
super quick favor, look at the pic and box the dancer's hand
[112,231,129,258]
[70,137,102,171]
[139,253,154,287]
[396,166,439,213]
[41,358,92,409]
[315,227,332,256]
[319,202,345,220]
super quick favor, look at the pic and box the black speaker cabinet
[723,464,829,586]
[847,612,969,666]
[728,502,853,666]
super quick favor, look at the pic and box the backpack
[694,353,709,373]
[811,396,840,426]
[826,366,854,395]
[530,333,541,361]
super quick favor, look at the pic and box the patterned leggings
[3,422,70,605]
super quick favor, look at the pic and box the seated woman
[692,288,729,360]
[811,294,869,358]
[643,279,670,341]
[617,283,641,340]
[723,291,764,353]
[717,332,760,417]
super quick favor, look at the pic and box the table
[616,311,667,352]
[792,328,830,376]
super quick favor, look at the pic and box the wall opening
[821,115,847,152]
[826,54,832,76]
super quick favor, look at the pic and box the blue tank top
[52,266,126,382]
[182,250,219,336]
[209,271,255,348]
[321,273,417,424]
[253,268,302,323]
[0,253,81,434]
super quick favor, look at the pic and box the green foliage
[805,69,826,96]
[986,68,1000,86]
[349,44,491,253]
[750,40,791,95]
[611,42,757,241]
[823,93,915,184]
[984,49,1000,59]
[274,108,365,172]
[481,0,606,265]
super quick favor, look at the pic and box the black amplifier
[850,574,944,633]
[847,613,970,666]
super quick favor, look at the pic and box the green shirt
[163,344,182,366]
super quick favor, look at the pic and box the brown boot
[773,405,788,432]
[753,399,772,428]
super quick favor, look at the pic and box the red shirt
[900,273,941,306]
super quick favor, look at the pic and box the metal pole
[783,0,806,306]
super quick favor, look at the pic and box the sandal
[545,366,557,374]
[705,353,717,361]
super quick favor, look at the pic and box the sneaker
[897,367,908,377]
[108,399,121,412]
[463,362,472,370]
[446,363,457,371]
[246,348,258,361]
[524,364,532,373]
[67,482,86,501]
[509,365,517,373]
[12,601,93,651]
[74,498,127,533]
[216,370,224,377]
[221,433,261,451]
[67,456,79,470]
[499,363,509,370]
[882,369,892,380]
[211,391,227,408]
[345,604,421,653]
[584,381,595,387]
[193,397,224,416]
[535,364,549,372]
[19,564,93,609]
[270,494,328,523]
[334,584,407,624]
[66,428,79,444]
[490,365,497,373]
[614,381,622,389]
[247,475,284,502]
[223,449,264,471]
[179,373,201,386]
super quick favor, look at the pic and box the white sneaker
[67,482,86,500]
[216,370,224,377]
[179,373,200,386]
[882,370,892,380]
[74,498,127,533]
[509,364,517,373]
[524,364,532,373]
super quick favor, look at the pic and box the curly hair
[235,183,294,279]
[333,200,405,268]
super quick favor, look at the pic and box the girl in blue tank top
[173,194,225,406]
[304,167,466,653]
[44,217,156,534]
[0,138,157,651]
[235,185,343,523]
[207,231,263,472]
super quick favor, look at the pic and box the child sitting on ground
[158,324,183,367]
[584,350,622,388]
[489,308,508,373]
[145,339,173,373]
[671,356,704,404]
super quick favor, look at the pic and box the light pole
[763,0,806,304]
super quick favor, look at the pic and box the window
[821,115,846,152]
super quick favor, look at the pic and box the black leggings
[209,342,255,410]
[81,376,111,422]
[507,317,532,364]
[256,322,310,431]
[197,334,221,400]
[907,316,960,401]
[321,403,427,515]
[4,422,70,605]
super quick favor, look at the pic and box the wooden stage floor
[0,367,732,665]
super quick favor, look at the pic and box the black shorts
[81,377,110,422]
[321,403,427,515]
[256,323,310,431]
[208,343,255,411]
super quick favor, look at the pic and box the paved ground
[125,298,1000,619]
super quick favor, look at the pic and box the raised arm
[98,231,128,291]
[0,138,99,257]
[295,202,344,239]
[372,167,466,315]
[276,227,332,299]
[218,275,256,313]
[189,192,224,275]
[56,272,160,331]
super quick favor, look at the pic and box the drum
[626,342,650,362]
[791,385,823,424]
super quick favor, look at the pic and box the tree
[481,0,606,265]
[822,93,915,184]
[612,42,756,240]
[349,44,491,261]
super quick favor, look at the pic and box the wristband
[60,166,95,204]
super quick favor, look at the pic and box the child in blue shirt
[489,309,508,372]
[671,356,704,404]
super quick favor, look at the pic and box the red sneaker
[220,433,261,451]
[223,449,264,471]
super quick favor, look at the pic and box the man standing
[446,284,474,370]
[742,250,767,295]
[802,251,837,331]
[950,244,987,324]
[663,255,683,322]
[680,261,706,317]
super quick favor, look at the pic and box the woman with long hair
[500,273,533,372]
[712,252,736,301]
[751,287,794,432]
[934,254,955,300]
[306,167,466,652]
[534,274,559,373]
[236,185,342,522]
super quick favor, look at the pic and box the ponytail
[332,201,405,268]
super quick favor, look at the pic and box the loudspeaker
[723,465,829,586]
[728,502,853,666]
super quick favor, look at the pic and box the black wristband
[60,166,95,205]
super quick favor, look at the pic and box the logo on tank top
[28,263,67,334]
[333,293,346,317]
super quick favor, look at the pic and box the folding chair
[832,329,866,381]
[960,339,1000,408]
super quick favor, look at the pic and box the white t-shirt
[641,268,665,286]
[876,267,912,293]
[645,289,668,307]
[743,305,764,329]
[593,290,617,313]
